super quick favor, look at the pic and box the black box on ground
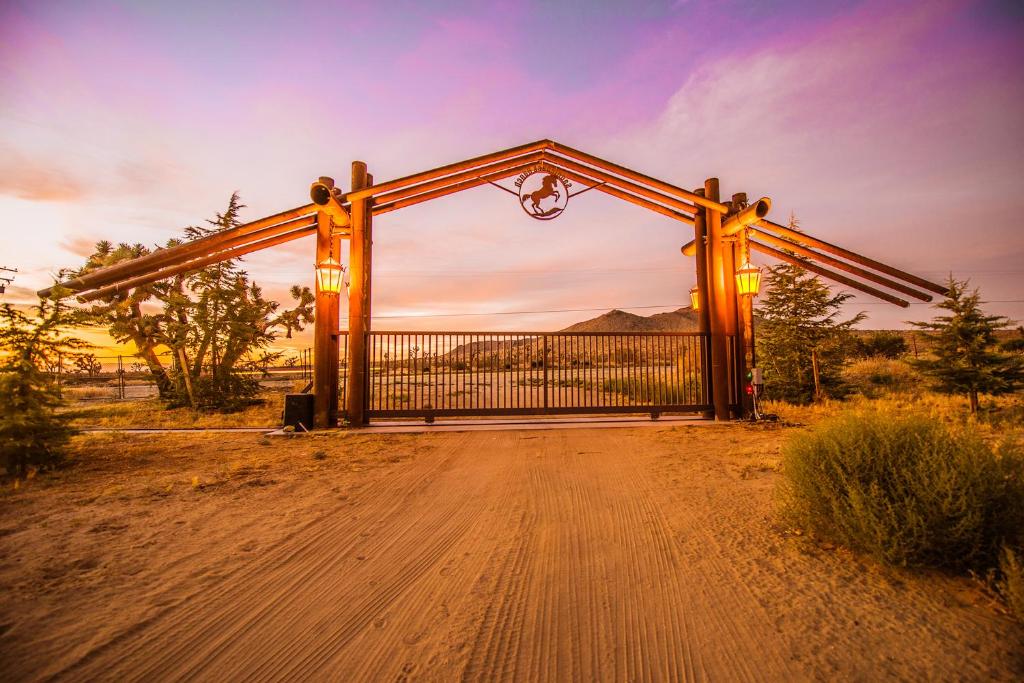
[283,393,315,430]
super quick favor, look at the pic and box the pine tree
[755,216,864,403]
[909,278,1023,413]
[0,292,89,475]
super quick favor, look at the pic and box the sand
[1,425,1021,681]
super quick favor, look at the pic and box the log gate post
[313,189,340,428]
[691,187,714,419]
[730,192,750,418]
[704,177,732,421]
[346,161,371,426]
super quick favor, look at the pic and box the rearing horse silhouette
[521,174,561,215]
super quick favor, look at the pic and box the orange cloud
[0,151,87,202]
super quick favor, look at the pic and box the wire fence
[46,349,314,403]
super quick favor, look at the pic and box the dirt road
[2,426,1021,680]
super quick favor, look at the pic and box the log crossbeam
[77,223,318,302]
[750,240,911,307]
[756,219,947,296]
[42,204,324,298]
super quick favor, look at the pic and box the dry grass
[763,393,1024,439]
[59,391,288,429]
[1000,547,1024,622]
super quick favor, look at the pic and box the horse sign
[516,170,570,220]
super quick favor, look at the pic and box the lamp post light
[689,285,700,311]
[734,252,762,417]
[734,260,762,298]
[315,255,345,295]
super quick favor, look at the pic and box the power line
[372,304,690,320]
[368,298,1024,320]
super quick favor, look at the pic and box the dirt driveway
[1,425,1021,681]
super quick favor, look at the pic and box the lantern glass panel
[316,257,344,294]
[735,261,762,297]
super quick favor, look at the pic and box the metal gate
[351,331,712,420]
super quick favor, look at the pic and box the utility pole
[0,266,17,295]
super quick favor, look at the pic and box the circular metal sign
[517,171,569,220]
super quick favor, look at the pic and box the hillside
[559,307,701,333]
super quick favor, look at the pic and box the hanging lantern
[315,256,345,295]
[689,285,700,311]
[735,260,762,297]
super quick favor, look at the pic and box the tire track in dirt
[462,429,769,681]
[31,426,1023,681]
[48,433,475,681]
[599,430,785,680]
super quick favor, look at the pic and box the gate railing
[354,331,711,418]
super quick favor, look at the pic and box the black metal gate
[349,331,712,420]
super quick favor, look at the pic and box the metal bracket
[567,182,606,198]
[487,180,520,196]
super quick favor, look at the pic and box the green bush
[0,370,75,476]
[779,410,1024,571]
[853,331,908,359]
[842,358,921,398]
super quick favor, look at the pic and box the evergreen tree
[0,292,89,475]
[755,216,864,403]
[76,193,314,410]
[909,278,1023,413]
[77,240,176,398]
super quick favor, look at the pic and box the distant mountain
[438,308,702,361]
[559,307,701,333]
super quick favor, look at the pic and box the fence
[360,331,711,418]
[47,350,315,403]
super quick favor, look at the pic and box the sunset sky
[2,0,1023,357]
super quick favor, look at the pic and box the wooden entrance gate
[342,331,729,420]
[46,138,948,428]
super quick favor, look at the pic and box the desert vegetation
[779,408,1023,609]
[749,258,1024,620]
[73,193,313,411]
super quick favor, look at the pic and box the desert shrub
[853,331,908,359]
[999,547,1024,621]
[842,358,921,398]
[779,410,1024,572]
[170,373,262,411]
[601,378,699,403]
[999,337,1024,353]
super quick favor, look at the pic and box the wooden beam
[372,163,535,215]
[543,154,700,216]
[346,162,370,427]
[76,224,316,302]
[41,203,317,297]
[749,228,933,301]
[547,141,729,213]
[721,198,770,236]
[705,178,731,421]
[756,219,947,295]
[545,164,695,224]
[370,151,545,206]
[77,215,322,297]
[346,139,552,201]
[691,188,713,419]
[313,209,336,429]
[750,240,910,307]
